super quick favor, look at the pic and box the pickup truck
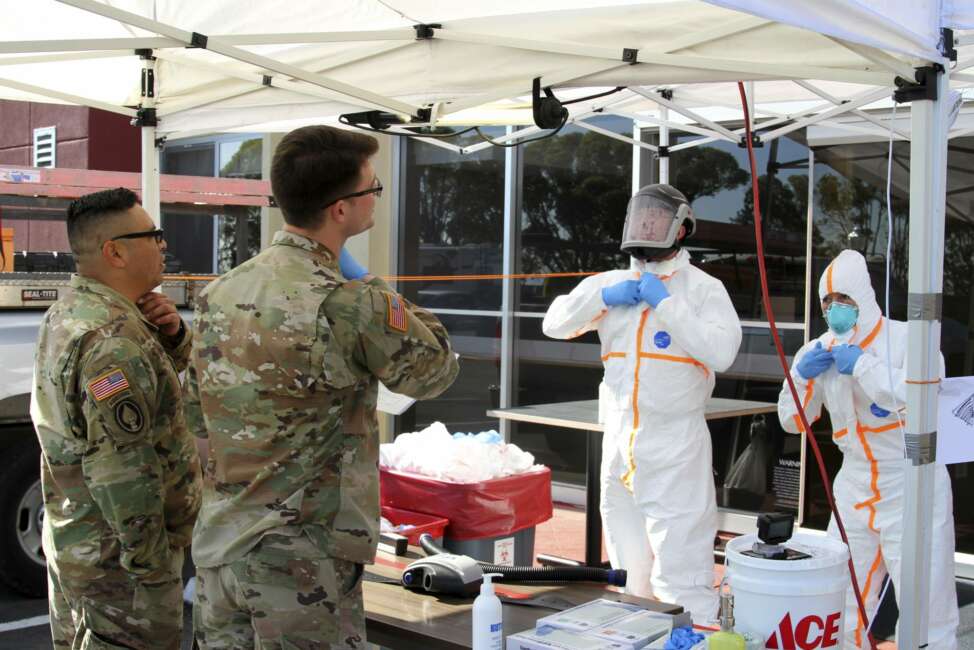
[0,272,199,596]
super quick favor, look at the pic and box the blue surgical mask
[826,302,859,335]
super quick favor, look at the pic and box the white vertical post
[499,126,517,442]
[746,81,756,132]
[658,106,670,184]
[139,53,160,225]
[898,66,948,650]
[631,120,641,194]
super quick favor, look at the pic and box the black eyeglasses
[327,177,383,206]
[111,228,165,244]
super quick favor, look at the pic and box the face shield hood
[620,184,695,259]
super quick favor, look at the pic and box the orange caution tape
[164,271,600,283]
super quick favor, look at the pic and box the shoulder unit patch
[114,399,145,434]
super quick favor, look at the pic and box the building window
[32,126,56,168]
[397,131,506,436]
[160,135,262,274]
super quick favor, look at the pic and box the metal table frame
[487,397,777,567]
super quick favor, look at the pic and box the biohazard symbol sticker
[114,399,145,434]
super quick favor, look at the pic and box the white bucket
[725,533,850,650]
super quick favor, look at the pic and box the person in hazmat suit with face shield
[542,184,742,623]
[778,249,959,649]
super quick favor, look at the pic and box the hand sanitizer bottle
[472,573,503,649]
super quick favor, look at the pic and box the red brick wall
[0,100,140,252]
[88,109,140,172]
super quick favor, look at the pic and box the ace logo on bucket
[766,612,841,650]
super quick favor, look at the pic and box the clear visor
[621,196,689,250]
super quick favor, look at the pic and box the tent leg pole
[138,52,161,226]
[898,66,949,650]
[658,106,669,184]
[141,125,160,226]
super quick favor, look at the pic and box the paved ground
[2,504,972,648]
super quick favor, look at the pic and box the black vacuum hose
[418,533,627,587]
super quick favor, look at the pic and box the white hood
[817,249,883,339]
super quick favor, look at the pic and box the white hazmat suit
[543,249,742,623]
[778,249,958,649]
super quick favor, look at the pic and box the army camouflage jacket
[30,275,202,581]
[186,231,458,568]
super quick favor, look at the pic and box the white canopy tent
[2,1,973,647]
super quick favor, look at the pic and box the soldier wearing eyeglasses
[186,125,458,648]
[30,187,202,649]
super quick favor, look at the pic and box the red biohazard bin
[379,466,553,566]
[380,505,449,546]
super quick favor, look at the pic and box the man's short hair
[271,125,379,229]
[66,187,140,257]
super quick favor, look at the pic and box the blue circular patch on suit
[654,331,671,349]
[870,403,891,418]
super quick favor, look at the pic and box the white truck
[0,272,200,596]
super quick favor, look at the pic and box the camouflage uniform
[187,231,458,649]
[30,275,203,650]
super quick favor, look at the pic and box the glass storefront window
[398,132,505,437]
[161,136,261,274]
[670,133,810,323]
[713,326,805,516]
[397,314,501,436]
[399,131,505,312]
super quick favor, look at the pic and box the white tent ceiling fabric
[0,1,971,138]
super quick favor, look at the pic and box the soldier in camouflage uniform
[30,187,202,649]
[187,125,459,649]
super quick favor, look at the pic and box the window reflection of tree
[521,131,631,277]
[217,138,262,273]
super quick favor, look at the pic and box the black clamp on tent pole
[657,145,669,158]
[189,32,209,49]
[134,107,158,128]
[739,132,762,148]
[622,48,638,64]
[893,65,943,104]
[414,24,440,39]
[941,28,957,62]
[658,88,673,101]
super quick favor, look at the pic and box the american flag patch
[386,293,408,333]
[87,369,130,402]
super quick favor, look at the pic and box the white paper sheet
[936,376,974,465]
[377,382,417,416]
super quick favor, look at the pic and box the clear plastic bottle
[472,573,503,649]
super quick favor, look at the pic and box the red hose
[736,82,876,650]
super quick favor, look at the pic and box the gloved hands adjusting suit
[602,274,671,309]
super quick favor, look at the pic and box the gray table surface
[487,397,777,431]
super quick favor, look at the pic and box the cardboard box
[1,228,13,273]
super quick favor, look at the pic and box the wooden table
[364,548,683,649]
[487,398,777,567]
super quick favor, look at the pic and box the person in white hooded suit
[778,249,958,649]
[543,184,742,623]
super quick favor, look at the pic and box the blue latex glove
[638,272,670,308]
[833,344,864,375]
[664,626,705,650]
[601,280,641,307]
[796,341,833,380]
[339,247,368,280]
